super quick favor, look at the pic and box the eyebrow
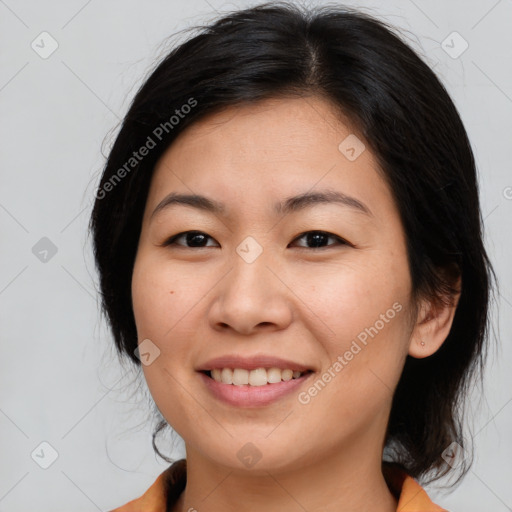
[150,189,373,219]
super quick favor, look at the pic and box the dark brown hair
[90,1,497,487]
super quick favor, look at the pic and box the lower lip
[199,372,312,407]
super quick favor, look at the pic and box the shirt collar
[110,459,447,512]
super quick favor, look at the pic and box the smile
[199,368,314,407]
[206,367,307,386]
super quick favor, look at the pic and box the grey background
[0,0,510,510]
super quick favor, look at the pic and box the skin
[131,95,460,512]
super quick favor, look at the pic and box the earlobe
[408,276,461,359]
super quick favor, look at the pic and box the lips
[196,355,314,406]
[198,370,313,407]
[197,355,313,373]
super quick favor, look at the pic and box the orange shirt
[109,459,448,512]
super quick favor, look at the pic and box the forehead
[146,96,394,222]
[160,96,353,165]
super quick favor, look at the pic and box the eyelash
[162,230,351,250]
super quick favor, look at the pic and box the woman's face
[131,96,418,473]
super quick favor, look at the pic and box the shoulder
[383,462,449,512]
[109,459,186,512]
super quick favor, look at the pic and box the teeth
[248,367,267,386]
[209,367,306,386]
[233,368,249,385]
[282,369,293,381]
[211,368,222,382]
[267,367,282,384]
[221,368,233,384]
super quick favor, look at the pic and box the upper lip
[197,355,313,372]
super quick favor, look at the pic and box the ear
[408,274,462,359]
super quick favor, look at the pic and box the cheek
[300,253,411,396]
[131,254,205,341]
[301,256,410,341]
[131,255,202,433]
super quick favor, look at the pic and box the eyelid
[162,230,352,249]
[289,230,351,248]
[162,230,220,247]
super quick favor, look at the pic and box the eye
[289,230,349,249]
[163,230,219,248]
[162,229,350,250]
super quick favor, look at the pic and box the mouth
[196,355,315,407]
[197,357,315,407]
[201,367,313,386]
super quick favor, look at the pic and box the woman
[90,2,496,511]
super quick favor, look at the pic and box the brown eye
[163,230,349,250]
[289,230,349,249]
[164,231,219,248]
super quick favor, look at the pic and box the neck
[172,438,398,512]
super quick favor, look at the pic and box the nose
[209,249,293,336]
